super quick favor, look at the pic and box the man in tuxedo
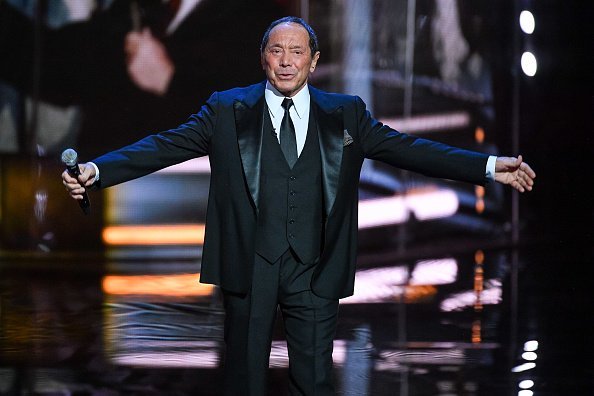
[63,16,536,395]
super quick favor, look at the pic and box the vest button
[290,190,296,196]
[289,233,295,238]
[289,219,295,224]
[289,176,296,180]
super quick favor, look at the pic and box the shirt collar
[265,81,310,120]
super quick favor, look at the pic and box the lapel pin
[343,129,354,146]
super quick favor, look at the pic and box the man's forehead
[268,23,309,43]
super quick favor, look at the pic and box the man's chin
[272,81,305,97]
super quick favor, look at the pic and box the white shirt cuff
[486,155,496,181]
[89,162,100,184]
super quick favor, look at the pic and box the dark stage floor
[1,237,591,396]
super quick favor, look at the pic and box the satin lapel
[234,89,265,212]
[312,100,344,216]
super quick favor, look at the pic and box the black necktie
[280,98,298,168]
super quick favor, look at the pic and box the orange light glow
[474,250,485,265]
[404,285,437,303]
[474,252,484,312]
[475,185,485,198]
[475,198,485,214]
[475,126,485,143]
[472,319,482,343]
[474,268,484,291]
[102,273,213,297]
[102,224,205,245]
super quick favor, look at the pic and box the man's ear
[310,51,320,72]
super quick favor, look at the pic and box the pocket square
[343,129,354,146]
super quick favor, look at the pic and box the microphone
[61,148,91,215]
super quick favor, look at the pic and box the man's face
[261,23,320,97]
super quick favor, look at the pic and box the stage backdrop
[0,0,513,257]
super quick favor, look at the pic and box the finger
[63,172,84,189]
[520,170,535,186]
[516,154,523,165]
[77,164,93,185]
[518,177,532,191]
[69,186,86,195]
[64,179,84,191]
[496,156,518,172]
[62,169,78,183]
[70,192,85,200]
[62,175,76,185]
[511,180,525,193]
[63,182,82,192]
[520,162,536,178]
[518,171,535,191]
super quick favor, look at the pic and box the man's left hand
[494,155,536,192]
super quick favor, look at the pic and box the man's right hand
[62,163,96,201]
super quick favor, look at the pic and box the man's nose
[279,52,292,66]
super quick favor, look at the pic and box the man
[63,16,535,395]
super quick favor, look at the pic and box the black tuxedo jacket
[93,81,489,299]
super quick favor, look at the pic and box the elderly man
[63,16,535,396]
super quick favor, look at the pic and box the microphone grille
[61,148,78,166]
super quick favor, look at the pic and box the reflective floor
[1,238,591,396]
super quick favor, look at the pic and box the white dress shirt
[265,81,310,156]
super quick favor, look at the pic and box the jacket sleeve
[92,91,219,188]
[355,96,489,185]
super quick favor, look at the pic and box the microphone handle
[66,163,91,215]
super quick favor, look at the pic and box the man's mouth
[277,73,295,80]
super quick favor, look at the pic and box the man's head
[260,17,320,97]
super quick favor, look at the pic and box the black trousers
[222,250,339,395]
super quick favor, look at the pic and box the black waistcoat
[255,107,323,264]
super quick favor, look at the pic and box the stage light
[511,362,536,372]
[410,258,458,285]
[524,340,539,351]
[522,351,537,361]
[518,390,533,396]
[102,224,205,245]
[519,380,534,389]
[519,11,535,34]
[358,195,408,228]
[439,279,502,312]
[380,111,470,134]
[340,266,409,304]
[406,188,459,220]
[102,273,213,297]
[521,52,537,76]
